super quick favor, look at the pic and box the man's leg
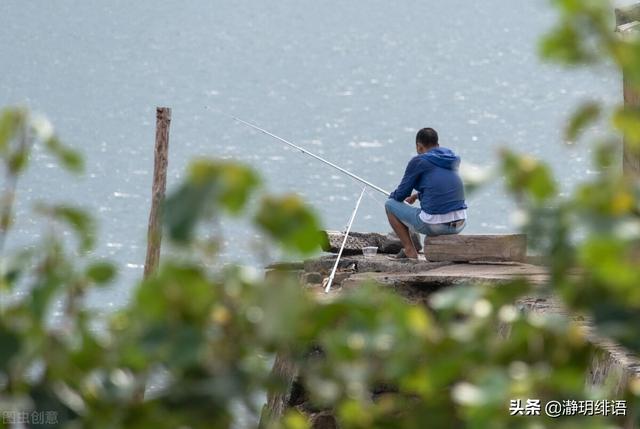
[385,200,419,259]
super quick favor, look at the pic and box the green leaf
[45,136,84,173]
[338,399,371,427]
[86,261,117,285]
[579,237,640,298]
[282,410,311,429]
[37,204,96,252]
[0,327,20,369]
[612,40,640,88]
[254,194,324,254]
[31,279,63,321]
[565,102,600,143]
[54,206,95,252]
[0,108,32,175]
[501,150,557,203]
[612,106,640,150]
[0,108,23,153]
[7,143,29,175]
[165,159,260,244]
[188,159,260,214]
[164,181,211,244]
[69,330,106,371]
[135,263,216,323]
[539,23,591,65]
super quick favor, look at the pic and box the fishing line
[218,111,390,196]
[365,187,389,211]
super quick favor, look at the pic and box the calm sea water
[1,0,618,312]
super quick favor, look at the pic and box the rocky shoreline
[260,233,639,428]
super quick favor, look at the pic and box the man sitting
[385,128,467,259]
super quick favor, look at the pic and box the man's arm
[389,157,422,201]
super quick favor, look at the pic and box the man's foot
[405,249,419,259]
[386,249,418,260]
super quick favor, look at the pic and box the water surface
[1,0,618,309]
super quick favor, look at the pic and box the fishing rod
[324,186,367,293]
[228,115,390,196]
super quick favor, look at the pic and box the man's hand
[405,194,418,204]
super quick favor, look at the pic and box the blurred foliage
[1,1,640,428]
[164,159,261,244]
[255,195,327,255]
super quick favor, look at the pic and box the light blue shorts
[385,199,466,236]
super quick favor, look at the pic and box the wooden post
[258,269,302,428]
[143,107,171,278]
[616,5,640,180]
[134,107,171,403]
[258,352,298,428]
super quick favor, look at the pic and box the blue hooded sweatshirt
[389,147,467,215]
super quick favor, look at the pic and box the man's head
[416,128,439,154]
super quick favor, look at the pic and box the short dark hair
[416,128,439,147]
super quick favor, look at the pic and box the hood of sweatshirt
[422,147,460,170]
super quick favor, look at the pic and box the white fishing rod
[324,186,367,293]
[228,115,390,197]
